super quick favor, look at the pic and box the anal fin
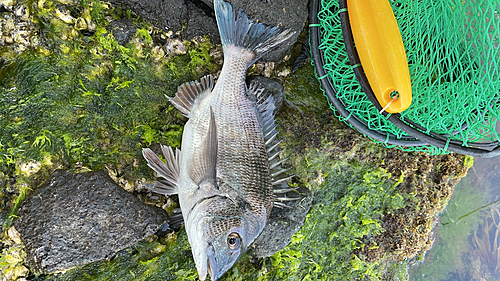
[168,74,214,117]
[188,106,218,188]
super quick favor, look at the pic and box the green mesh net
[312,0,500,156]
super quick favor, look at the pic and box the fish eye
[227,232,241,250]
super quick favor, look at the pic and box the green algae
[1,1,220,278]
[0,0,220,210]
[263,162,406,281]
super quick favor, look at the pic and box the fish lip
[207,243,219,281]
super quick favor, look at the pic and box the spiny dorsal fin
[247,82,301,209]
[168,74,214,117]
[188,106,218,188]
[142,145,180,195]
[247,81,279,157]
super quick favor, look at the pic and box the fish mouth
[207,245,219,281]
[198,243,219,281]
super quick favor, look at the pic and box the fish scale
[209,47,273,216]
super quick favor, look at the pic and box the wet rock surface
[182,1,219,43]
[107,19,137,46]
[107,0,188,32]
[200,0,307,61]
[108,0,305,62]
[13,170,168,274]
[251,185,312,257]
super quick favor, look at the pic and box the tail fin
[214,0,294,66]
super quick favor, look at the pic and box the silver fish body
[178,49,273,280]
[143,0,294,280]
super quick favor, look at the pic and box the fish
[142,0,295,280]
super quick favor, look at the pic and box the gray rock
[182,0,219,43]
[107,19,137,46]
[251,185,312,257]
[247,75,285,112]
[109,0,304,62]
[108,0,188,32]
[13,170,168,274]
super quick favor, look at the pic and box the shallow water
[409,154,500,281]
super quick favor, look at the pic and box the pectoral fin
[188,107,218,188]
[142,145,180,195]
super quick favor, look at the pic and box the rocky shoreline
[0,1,470,280]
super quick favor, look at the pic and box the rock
[251,185,312,257]
[181,0,219,43]
[13,170,168,274]
[107,0,188,32]
[109,0,303,62]
[200,0,307,62]
[246,75,285,112]
[107,19,137,46]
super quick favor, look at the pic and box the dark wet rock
[251,185,312,257]
[247,75,285,112]
[200,0,307,62]
[107,19,137,46]
[108,0,188,32]
[181,1,219,43]
[13,170,168,274]
[109,0,303,62]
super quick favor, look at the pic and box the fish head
[186,195,266,281]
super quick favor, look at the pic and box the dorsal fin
[168,74,214,117]
[188,107,218,188]
[247,81,300,208]
[247,81,280,156]
[142,145,180,195]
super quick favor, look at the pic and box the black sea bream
[142,0,294,279]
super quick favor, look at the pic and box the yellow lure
[347,0,412,113]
